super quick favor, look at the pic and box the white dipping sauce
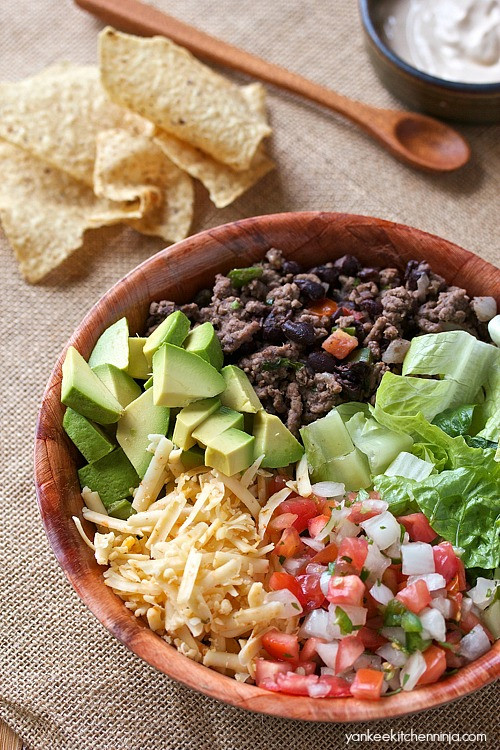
[380,0,500,84]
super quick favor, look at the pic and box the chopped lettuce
[373,474,417,516]
[373,372,454,422]
[432,404,475,438]
[335,402,370,423]
[385,451,434,481]
[476,366,500,442]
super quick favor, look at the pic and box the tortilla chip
[153,83,275,208]
[94,129,194,243]
[99,28,271,172]
[0,64,153,186]
[0,141,141,283]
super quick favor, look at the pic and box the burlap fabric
[0,1,499,748]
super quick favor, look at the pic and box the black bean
[263,313,285,342]
[358,267,380,283]
[194,288,212,308]
[334,254,360,276]
[310,264,340,285]
[359,298,382,318]
[282,260,303,275]
[295,279,325,300]
[283,320,316,346]
[307,350,337,373]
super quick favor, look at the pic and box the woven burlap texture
[1,1,499,749]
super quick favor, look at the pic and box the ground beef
[145,250,487,432]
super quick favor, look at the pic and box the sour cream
[381,0,500,84]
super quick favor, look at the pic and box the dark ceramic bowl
[359,0,500,124]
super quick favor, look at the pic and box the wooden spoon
[75,0,471,172]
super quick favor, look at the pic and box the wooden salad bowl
[35,212,500,722]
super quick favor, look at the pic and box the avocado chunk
[116,388,170,478]
[88,317,129,370]
[63,407,115,463]
[184,322,224,370]
[153,344,226,407]
[92,363,142,408]
[311,449,371,491]
[192,406,244,446]
[253,411,304,468]
[78,448,139,508]
[126,337,150,380]
[179,446,205,470]
[205,428,255,475]
[61,346,123,425]
[143,310,190,366]
[144,375,153,390]
[345,412,414,475]
[172,397,221,450]
[300,409,354,467]
[107,499,136,520]
[220,365,262,413]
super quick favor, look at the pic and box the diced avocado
[63,407,115,463]
[61,346,123,425]
[482,599,500,640]
[172,397,221,450]
[192,406,244,446]
[253,410,304,468]
[300,409,354,467]
[144,376,153,390]
[78,448,139,508]
[107,499,136,520]
[345,412,413,474]
[116,388,170,478]
[179,446,205,470]
[153,344,226,407]
[311,448,371,491]
[220,365,262,413]
[205,428,255,475]
[92,363,142,408]
[88,317,129,370]
[184,322,224,370]
[143,310,190,366]
[126,337,150,380]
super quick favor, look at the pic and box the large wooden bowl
[35,212,500,722]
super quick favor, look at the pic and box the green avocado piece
[179,446,205,470]
[143,311,191,366]
[192,406,244,446]
[153,344,226,407]
[78,448,139,508]
[61,346,123,425]
[184,322,224,370]
[311,449,371,491]
[220,365,262,413]
[205,428,255,476]
[107,499,136,520]
[126,337,150,380]
[172,397,221,450]
[88,317,129,370]
[300,409,354,467]
[253,411,304,468]
[116,388,170,478]
[63,407,115,463]
[92,363,142,408]
[144,375,153,390]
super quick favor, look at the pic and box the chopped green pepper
[405,632,431,653]
[401,610,423,633]
[228,266,263,288]
[347,347,373,364]
[335,606,353,635]
[383,599,406,627]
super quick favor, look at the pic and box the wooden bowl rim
[35,211,500,723]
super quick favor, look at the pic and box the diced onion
[376,643,408,668]
[302,537,325,552]
[429,597,453,619]
[369,581,394,606]
[338,605,367,626]
[299,609,338,641]
[316,641,339,668]
[467,578,499,610]
[360,511,400,550]
[459,625,491,662]
[320,570,331,596]
[307,681,331,698]
[472,296,497,323]
[419,607,446,642]
[488,314,500,346]
[401,542,435,575]
[380,626,406,644]
[353,653,382,670]
[265,589,303,618]
[407,573,446,591]
[336,518,361,542]
[364,542,391,585]
[400,651,426,691]
[382,338,411,364]
[310,481,345,498]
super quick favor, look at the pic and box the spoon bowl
[392,114,471,171]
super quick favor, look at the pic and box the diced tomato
[296,573,326,612]
[395,579,431,614]
[310,541,339,565]
[278,496,318,533]
[272,527,303,558]
[382,567,399,595]
[433,542,459,583]
[307,298,339,317]
[335,635,365,674]
[322,329,358,359]
[350,669,384,700]
[357,626,387,650]
[267,475,288,496]
[348,501,383,524]
[269,572,307,607]
[255,659,293,687]
[274,672,319,695]
[262,630,300,662]
[417,645,447,686]
[317,675,352,697]
[320,498,341,514]
[444,631,465,668]
[298,661,317,675]
[327,575,365,607]
[398,513,437,543]
[308,514,330,538]
[364,592,381,619]
[300,637,326,662]
[269,512,298,531]
[366,615,384,630]
[460,612,495,642]
[337,537,368,576]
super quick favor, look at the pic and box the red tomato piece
[307,298,339,317]
[398,513,437,543]
[275,672,319,695]
[382,567,399,595]
[348,501,383,524]
[433,542,459,583]
[308,514,330,538]
[267,475,288,496]
[300,637,326,662]
[278,497,318,533]
[269,572,307,607]
[317,675,352,697]
[417,645,447,686]
[337,537,368,575]
[350,668,384,700]
[357,626,387,651]
[322,329,358,359]
[262,630,300,662]
[297,661,317,675]
[254,659,293,687]
[444,631,465,668]
[272,527,303,558]
[296,573,326,612]
[269,512,298,531]
[395,579,432,614]
[327,575,365,607]
[310,541,339,565]
[335,635,365,674]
